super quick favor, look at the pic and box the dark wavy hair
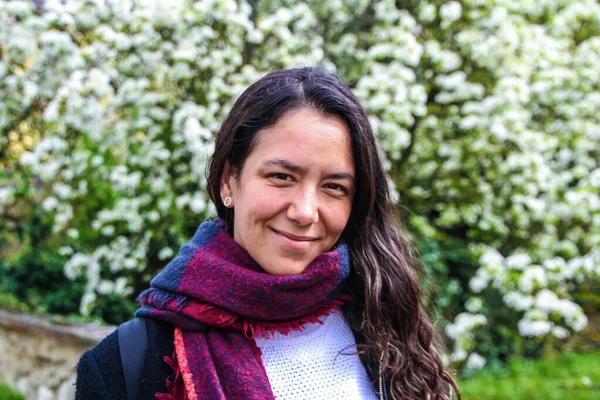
[206,67,459,399]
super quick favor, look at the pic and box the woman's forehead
[247,109,354,171]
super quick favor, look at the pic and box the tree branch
[241,0,260,66]
[339,1,376,38]
[394,86,439,176]
[396,116,419,173]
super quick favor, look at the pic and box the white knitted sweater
[254,309,378,400]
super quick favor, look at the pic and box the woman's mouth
[270,228,318,250]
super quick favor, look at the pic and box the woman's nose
[287,187,319,226]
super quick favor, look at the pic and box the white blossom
[79,292,97,315]
[551,326,570,339]
[58,246,73,256]
[518,320,553,337]
[503,291,534,311]
[446,312,487,340]
[450,348,467,362]
[465,297,483,313]
[97,280,114,295]
[465,353,486,370]
[42,196,59,211]
[440,2,462,23]
[506,253,532,270]
[158,247,174,260]
[469,273,489,293]
[518,266,547,293]
[0,187,15,204]
[419,4,436,23]
[101,225,115,236]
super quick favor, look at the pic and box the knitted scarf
[136,218,350,400]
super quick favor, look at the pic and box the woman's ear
[219,161,235,207]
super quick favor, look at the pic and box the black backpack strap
[118,317,148,400]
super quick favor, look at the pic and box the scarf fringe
[139,288,189,310]
[140,291,348,338]
[182,296,348,339]
[155,352,183,400]
[245,297,347,338]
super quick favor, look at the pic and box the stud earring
[223,197,232,207]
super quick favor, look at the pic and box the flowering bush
[1,0,598,369]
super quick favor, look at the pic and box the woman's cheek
[327,200,352,227]
[254,190,288,215]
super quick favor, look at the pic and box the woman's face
[220,108,355,276]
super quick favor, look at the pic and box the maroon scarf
[136,219,350,399]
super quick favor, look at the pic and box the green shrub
[0,384,24,400]
[459,350,600,400]
[1,0,598,370]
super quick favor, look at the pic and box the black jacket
[76,318,174,399]
[76,317,389,399]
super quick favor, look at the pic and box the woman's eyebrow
[324,172,355,181]
[262,158,354,181]
[262,158,302,172]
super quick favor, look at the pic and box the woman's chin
[258,257,311,276]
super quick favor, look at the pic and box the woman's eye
[324,183,349,193]
[269,173,292,181]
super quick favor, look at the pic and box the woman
[76,67,459,399]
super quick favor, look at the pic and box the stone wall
[0,310,115,400]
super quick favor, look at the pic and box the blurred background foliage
[0,0,599,384]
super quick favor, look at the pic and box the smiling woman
[76,67,459,400]
[220,108,354,276]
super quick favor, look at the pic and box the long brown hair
[206,67,459,399]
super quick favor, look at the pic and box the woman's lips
[270,228,317,249]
